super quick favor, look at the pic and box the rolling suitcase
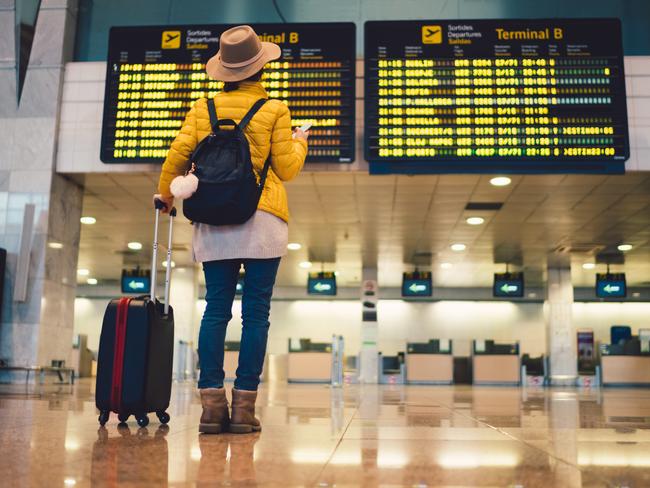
[96,200,176,427]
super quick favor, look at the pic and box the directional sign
[493,273,524,298]
[120,272,151,294]
[596,273,626,298]
[308,272,337,296]
[402,272,432,297]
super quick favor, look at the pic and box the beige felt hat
[206,25,281,82]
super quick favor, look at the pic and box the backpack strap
[239,98,268,130]
[207,98,218,132]
[258,156,272,189]
[240,98,272,189]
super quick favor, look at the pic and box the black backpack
[182,98,271,226]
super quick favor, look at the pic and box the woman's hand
[293,127,310,141]
[153,194,174,214]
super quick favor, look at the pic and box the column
[0,0,81,379]
[358,267,378,384]
[546,266,577,385]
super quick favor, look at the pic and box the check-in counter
[601,340,650,386]
[472,340,520,385]
[287,339,332,383]
[406,340,453,384]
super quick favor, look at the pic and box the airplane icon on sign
[161,30,181,49]
[421,25,442,44]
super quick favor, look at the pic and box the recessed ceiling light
[48,242,64,249]
[450,243,466,252]
[77,268,89,276]
[87,278,98,285]
[617,244,633,252]
[127,241,143,250]
[287,242,302,251]
[64,479,77,487]
[582,263,596,270]
[466,216,485,225]
[80,216,96,225]
[299,261,312,269]
[162,261,176,268]
[440,262,453,269]
[490,176,511,187]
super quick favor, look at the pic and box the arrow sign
[313,282,332,292]
[500,283,519,294]
[409,283,427,293]
[603,284,620,294]
[128,280,145,290]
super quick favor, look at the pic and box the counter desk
[472,340,520,386]
[405,340,453,385]
[601,341,650,386]
[287,339,332,383]
[602,356,650,385]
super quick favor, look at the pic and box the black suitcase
[95,201,176,427]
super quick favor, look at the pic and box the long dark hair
[223,69,263,92]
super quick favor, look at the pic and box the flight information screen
[365,19,629,174]
[101,23,356,163]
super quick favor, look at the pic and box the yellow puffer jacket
[157,81,307,222]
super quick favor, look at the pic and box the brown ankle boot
[229,389,261,433]
[199,387,229,434]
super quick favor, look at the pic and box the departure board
[101,23,356,163]
[365,19,629,174]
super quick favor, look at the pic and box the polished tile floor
[1,380,650,487]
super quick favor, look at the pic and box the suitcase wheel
[98,411,110,426]
[136,415,149,428]
[118,413,130,424]
[156,411,170,424]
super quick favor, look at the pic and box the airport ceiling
[74,171,650,289]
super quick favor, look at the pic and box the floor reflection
[1,380,650,486]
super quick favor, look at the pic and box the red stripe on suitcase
[110,297,132,412]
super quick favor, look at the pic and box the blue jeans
[197,257,280,391]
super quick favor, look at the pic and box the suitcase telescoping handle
[152,199,176,315]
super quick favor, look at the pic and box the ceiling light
[64,479,77,487]
[440,262,452,269]
[48,242,64,249]
[87,278,98,285]
[450,243,466,252]
[466,217,485,225]
[490,176,511,187]
[287,242,302,251]
[80,216,96,225]
[77,268,89,276]
[582,263,596,270]
[299,261,312,269]
[162,261,176,268]
[617,244,633,252]
[127,241,143,250]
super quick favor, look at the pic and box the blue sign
[402,272,432,297]
[596,274,626,298]
[493,273,524,298]
[121,275,151,294]
[308,272,337,296]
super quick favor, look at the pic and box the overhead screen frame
[402,271,433,298]
[101,22,357,164]
[595,272,627,298]
[364,18,629,175]
[493,272,525,298]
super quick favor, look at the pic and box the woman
[154,25,308,434]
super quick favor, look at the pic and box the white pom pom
[170,173,199,199]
